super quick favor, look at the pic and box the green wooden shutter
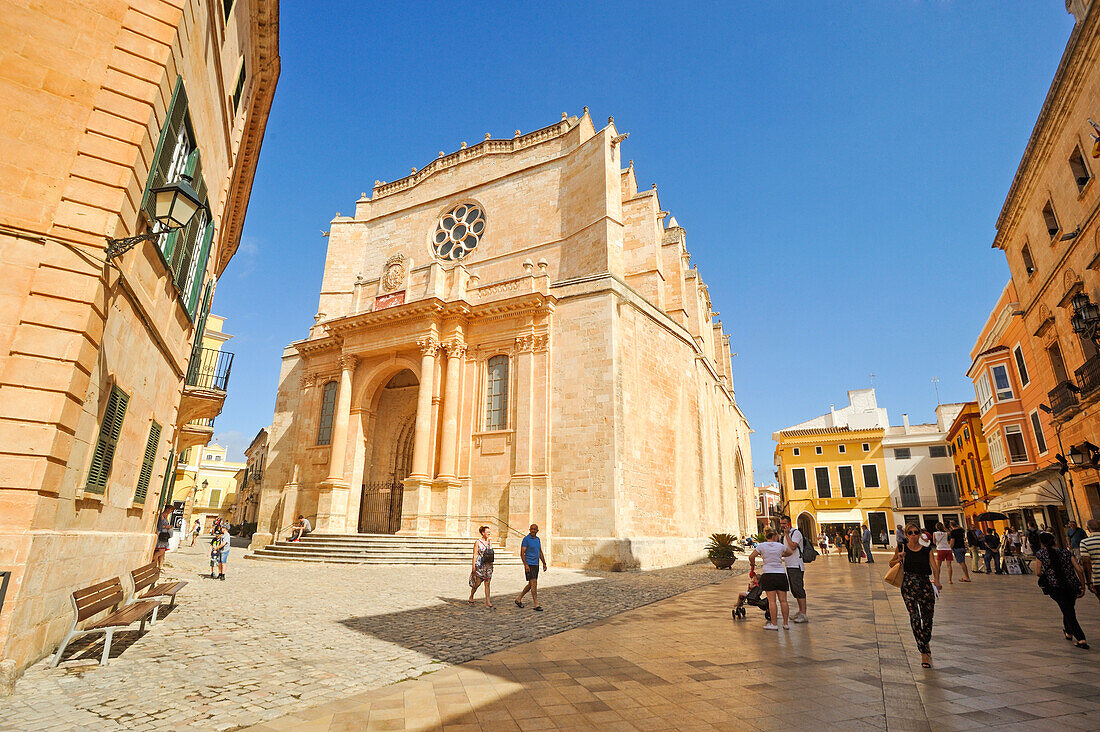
[157,449,176,512]
[187,283,213,383]
[166,150,207,275]
[85,386,129,494]
[134,421,162,504]
[186,221,215,315]
[141,77,189,228]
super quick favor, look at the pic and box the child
[210,526,229,580]
[732,573,771,622]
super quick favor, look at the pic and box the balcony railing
[187,417,215,428]
[1048,380,1080,417]
[186,347,234,392]
[1075,353,1100,397]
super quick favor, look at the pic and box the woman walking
[468,526,495,608]
[890,522,941,668]
[153,506,173,568]
[747,527,796,630]
[1035,532,1089,649]
[933,522,954,585]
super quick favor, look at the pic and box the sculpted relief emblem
[382,254,406,292]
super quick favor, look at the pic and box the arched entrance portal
[359,369,418,533]
[796,512,817,544]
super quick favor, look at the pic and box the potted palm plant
[706,532,738,570]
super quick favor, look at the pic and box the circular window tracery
[433,203,484,260]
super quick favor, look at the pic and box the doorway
[359,370,418,534]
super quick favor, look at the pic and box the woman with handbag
[153,506,173,569]
[468,525,495,608]
[1035,532,1089,649]
[888,522,941,668]
[747,527,797,630]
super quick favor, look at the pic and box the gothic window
[317,381,337,445]
[485,355,508,430]
[433,203,485,260]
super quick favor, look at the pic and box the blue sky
[212,1,1075,485]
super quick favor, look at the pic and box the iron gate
[360,481,403,534]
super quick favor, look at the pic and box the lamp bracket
[105,231,163,260]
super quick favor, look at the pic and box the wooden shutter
[85,386,129,494]
[187,283,213,383]
[134,422,162,504]
[186,221,215,315]
[157,449,176,512]
[168,150,207,280]
[141,77,189,228]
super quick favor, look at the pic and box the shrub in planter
[706,532,738,569]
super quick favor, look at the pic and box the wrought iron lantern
[1070,291,1100,343]
[104,174,205,260]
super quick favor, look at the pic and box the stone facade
[0,0,278,683]
[253,110,754,570]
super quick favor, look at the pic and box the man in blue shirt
[514,524,548,611]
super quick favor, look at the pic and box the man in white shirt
[780,514,808,623]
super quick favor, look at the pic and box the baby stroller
[733,584,771,622]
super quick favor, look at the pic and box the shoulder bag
[883,547,904,588]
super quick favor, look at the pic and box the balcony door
[1048,342,1069,383]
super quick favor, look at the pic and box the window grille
[317,381,337,445]
[485,355,509,430]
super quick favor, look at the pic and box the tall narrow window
[485,355,509,430]
[988,431,1007,470]
[1043,200,1061,240]
[862,463,880,488]
[1030,410,1048,454]
[815,467,831,498]
[134,421,162,504]
[1021,245,1036,277]
[991,364,1014,400]
[976,372,994,411]
[838,466,856,497]
[1070,146,1091,192]
[933,473,959,506]
[1014,345,1030,387]
[231,58,247,115]
[1048,342,1069,383]
[209,489,221,508]
[1004,424,1029,463]
[317,381,337,445]
[86,386,129,494]
[961,466,972,494]
[899,475,920,507]
[792,467,807,491]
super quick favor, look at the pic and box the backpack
[797,530,819,564]
[481,546,495,565]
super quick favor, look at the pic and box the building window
[976,372,994,412]
[815,467,831,498]
[1021,245,1036,277]
[970,459,980,492]
[433,203,485,261]
[961,466,971,494]
[86,385,130,495]
[894,448,911,460]
[1043,200,1061,240]
[929,445,948,458]
[838,444,846,454]
[838,466,856,497]
[814,445,823,455]
[991,364,1013,400]
[792,467,807,491]
[792,447,800,456]
[1013,346,1030,387]
[862,442,870,452]
[485,355,509,430]
[862,463,880,488]
[899,475,920,508]
[933,473,959,506]
[231,58,247,115]
[988,431,1007,470]
[963,426,970,440]
[956,436,963,449]
[134,421,162,505]
[142,78,213,316]
[1071,146,1092,192]
[317,381,337,445]
[209,489,221,508]
[223,0,235,20]
[1004,424,1029,463]
[1030,410,1048,454]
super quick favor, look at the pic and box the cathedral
[252,110,754,569]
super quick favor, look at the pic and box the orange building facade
[946,402,997,528]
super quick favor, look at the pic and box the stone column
[316,356,356,532]
[436,338,466,534]
[403,336,438,534]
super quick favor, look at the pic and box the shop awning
[987,478,1066,513]
[816,509,864,523]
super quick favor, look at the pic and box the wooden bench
[130,562,187,611]
[50,577,160,667]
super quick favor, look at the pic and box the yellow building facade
[172,444,244,534]
[774,426,891,543]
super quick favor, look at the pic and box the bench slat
[131,563,160,593]
[88,600,159,630]
[73,577,121,601]
[141,581,187,598]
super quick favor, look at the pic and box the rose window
[432,204,484,260]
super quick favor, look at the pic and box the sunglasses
[906,530,920,536]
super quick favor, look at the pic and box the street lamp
[1070,291,1100,346]
[1068,444,1086,467]
[104,174,205,260]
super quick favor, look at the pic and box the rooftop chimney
[902,413,910,434]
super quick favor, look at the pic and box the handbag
[883,561,904,588]
[157,529,171,542]
[481,546,495,564]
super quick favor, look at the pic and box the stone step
[248,532,525,565]
[247,553,516,566]
[259,546,521,561]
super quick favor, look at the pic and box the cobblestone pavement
[0,541,740,731]
[247,551,1100,731]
